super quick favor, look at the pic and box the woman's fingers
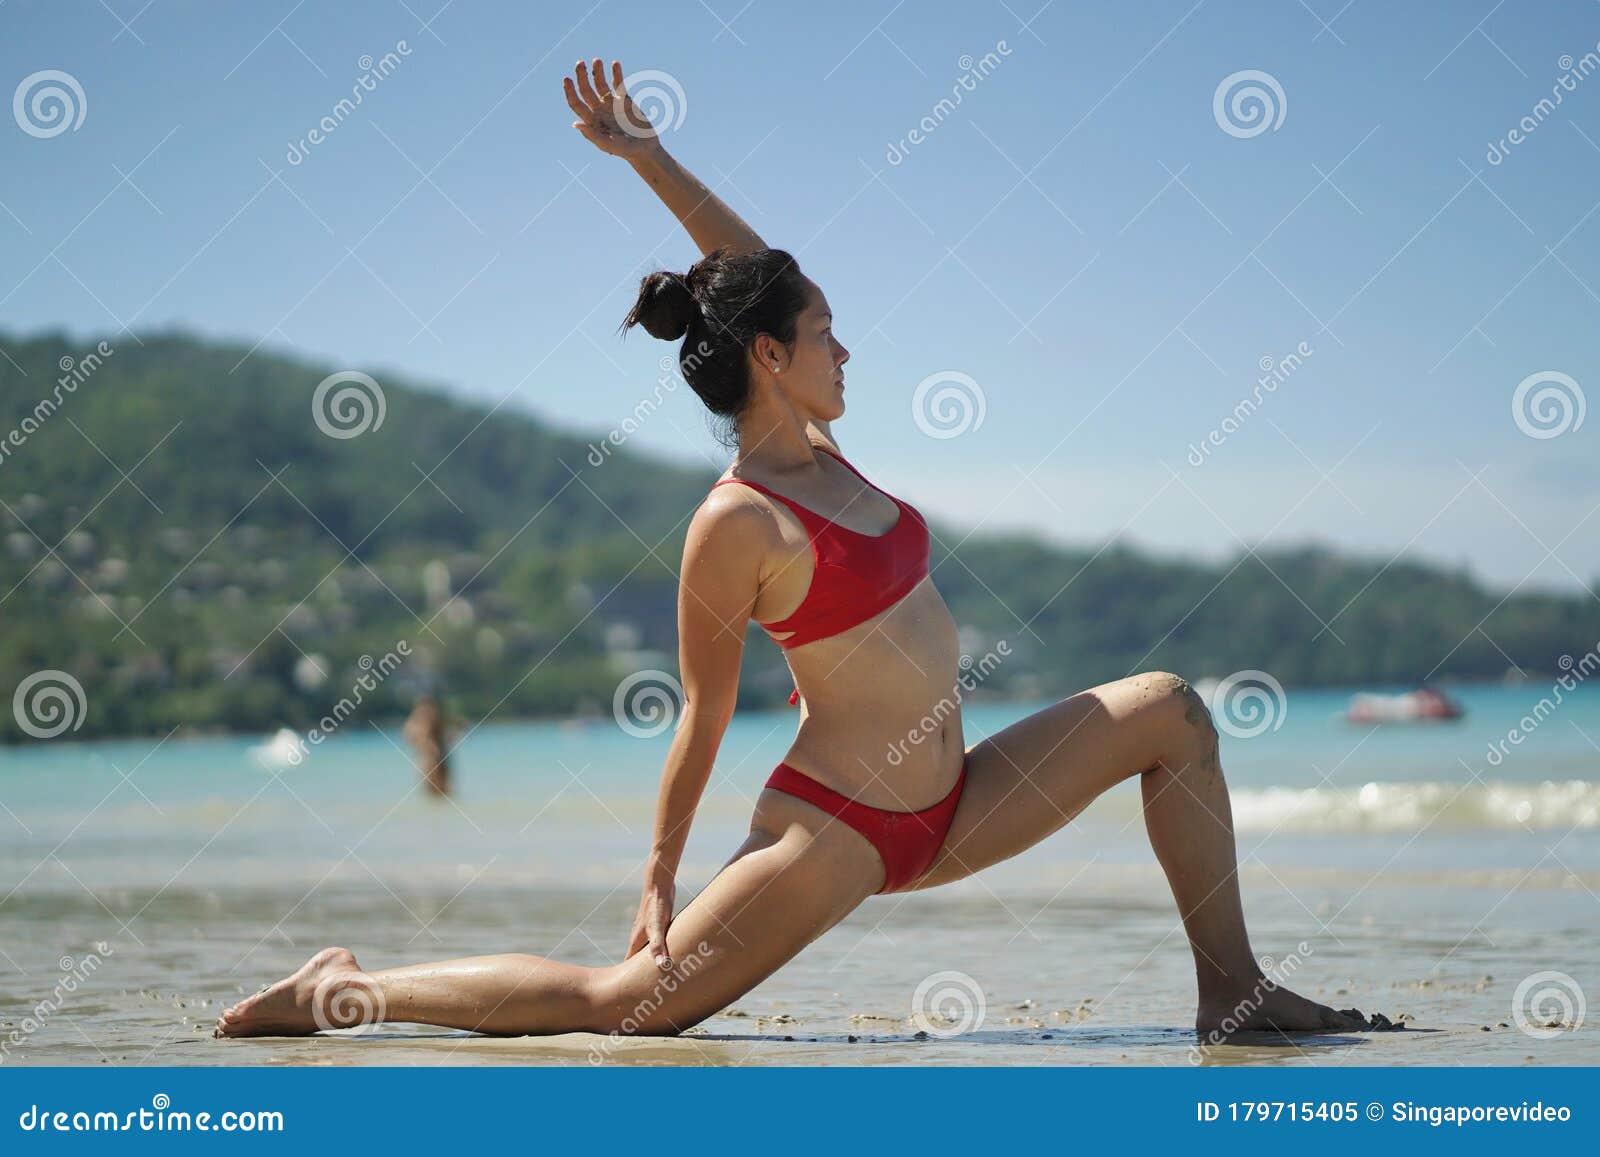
[573,59,601,110]
[609,61,637,127]
[648,908,672,969]
[591,57,611,100]
[650,934,672,969]
[562,75,589,122]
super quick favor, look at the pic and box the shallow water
[2,685,1598,1066]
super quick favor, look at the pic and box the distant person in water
[402,693,453,798]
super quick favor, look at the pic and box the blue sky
[3,0,1598,592]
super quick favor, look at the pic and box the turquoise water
[1,681,1597,896]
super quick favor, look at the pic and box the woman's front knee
[1128,670,1218,750]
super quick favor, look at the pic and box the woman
[217,59,1370,1041]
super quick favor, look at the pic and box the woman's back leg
[216,796,885,1039]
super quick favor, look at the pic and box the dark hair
[622,246,811,432]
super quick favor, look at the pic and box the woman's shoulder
[695,476,788,543]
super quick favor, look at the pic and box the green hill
[1,329,1594,742]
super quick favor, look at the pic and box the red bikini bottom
[762,758,968,893]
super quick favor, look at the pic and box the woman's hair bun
[624,269,696,341]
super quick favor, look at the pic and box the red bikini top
[711,445,930,703]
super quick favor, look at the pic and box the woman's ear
[752,333,783,374]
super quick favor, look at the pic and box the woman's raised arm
[563,58,767,256]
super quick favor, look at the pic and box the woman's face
[767,280,850,419]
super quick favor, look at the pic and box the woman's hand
[627,872,676,969]
[563,58,662,161]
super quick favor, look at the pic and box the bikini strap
[813,443,880,492]
[709,444,886,519]
[709,475,827,525]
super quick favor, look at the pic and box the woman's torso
[712,445,965,810]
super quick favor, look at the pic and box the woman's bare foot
[214,947,380,1038]
[1197,978,1374,1036]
